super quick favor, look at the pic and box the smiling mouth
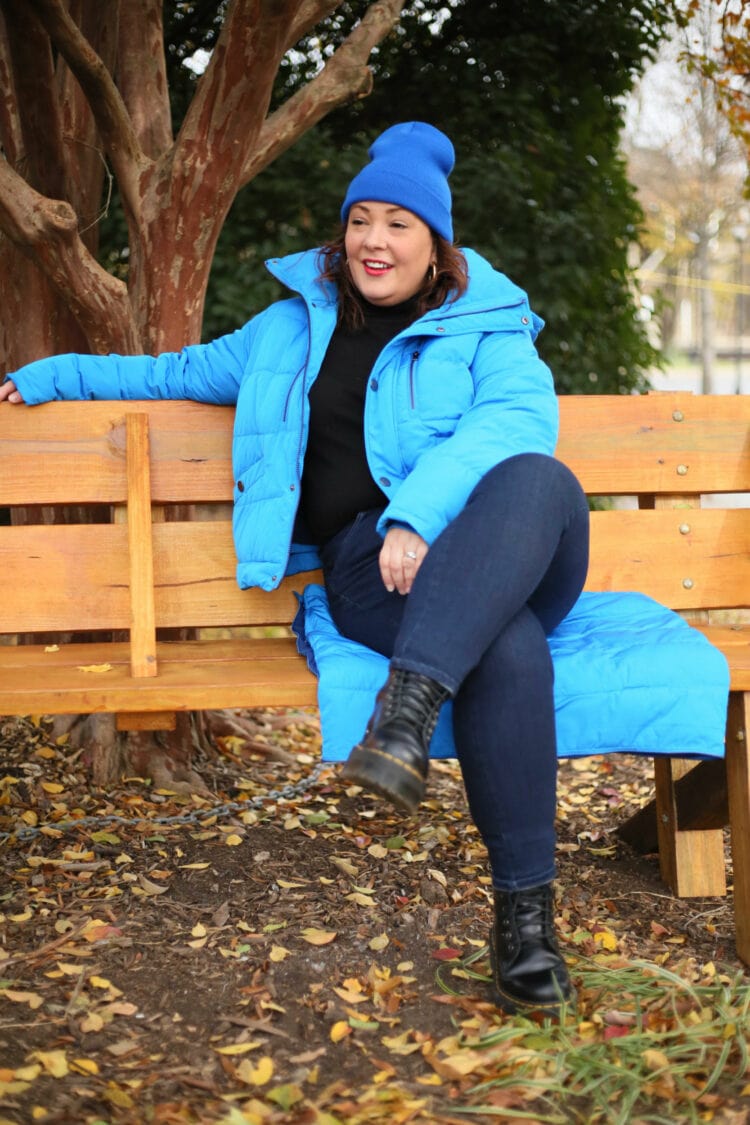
[362,260,393,275]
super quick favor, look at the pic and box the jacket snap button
[237,481,244,492]
[436,326,445,333]
[379,476,391,487]
[521,316,529,325]
[370,378,378,391]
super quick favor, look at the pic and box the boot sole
[489,927,575,1020]
[340,743,425,813]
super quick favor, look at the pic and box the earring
[427,263,437,282]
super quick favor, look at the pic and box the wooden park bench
[1,393,749,963]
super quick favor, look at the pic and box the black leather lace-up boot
[341,668,450,812]
[490,883,575,1018]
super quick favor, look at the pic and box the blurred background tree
[624,0,750,392]
[186,0,676,393]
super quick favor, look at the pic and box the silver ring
[404,550,418,560]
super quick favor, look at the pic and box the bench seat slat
[695,625,750,690]
[1,628,744,718]
[0,637,318,714]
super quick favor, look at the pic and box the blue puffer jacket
[13,247,730,761]
[12,247,558,590]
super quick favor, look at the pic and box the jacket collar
[265,246,542,338]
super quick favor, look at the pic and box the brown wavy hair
[317,227,469,331]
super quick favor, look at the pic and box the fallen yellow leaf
[330,856,358,877]
[301,927,337,946]
[71,1058,99,1075]
[137,874,169,896]
[1,990,44,1009]
[89,976,118,992]
[642,1048,670,1071]
[593,929,618,952]
[330,1021,352,1043]
[333,986,367,1004]
[269,945,291,962]
[369,933,389,951]
[14,1065,41,1081]
[76,663,113,673]
[345,892,377,908]
[225,834,243,846]
[31,1049,69,1078]
[236,1055,274,1086]
[215,1041,262,1056]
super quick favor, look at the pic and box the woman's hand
[380,526,429,595]
[0,379,24,404]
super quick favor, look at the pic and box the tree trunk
[697,233,715,393]
[0,0,406,787]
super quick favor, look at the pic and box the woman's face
[344,201,435,306]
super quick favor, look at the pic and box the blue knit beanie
[340,122,454,242]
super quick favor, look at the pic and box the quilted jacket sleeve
[379,326,559,544]
[11,319,260,407]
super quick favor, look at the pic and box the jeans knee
[474,453,582,506]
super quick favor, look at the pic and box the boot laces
[378,669,449,740]
[497,885,557,950]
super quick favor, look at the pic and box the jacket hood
[265,246,544,338]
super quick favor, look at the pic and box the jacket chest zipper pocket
[408,350,420,409]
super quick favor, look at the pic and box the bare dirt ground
[1,711,748,1125]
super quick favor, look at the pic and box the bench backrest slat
[1,393,749,645]
[0,524,132,631]
[588,508,750,609]
[0,401,233,506]
[0,522,309,633]
[557,393,750,494]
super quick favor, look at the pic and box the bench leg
[654,758,727,898]
[726,692,750,967]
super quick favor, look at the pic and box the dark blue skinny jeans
[319,453,590,891]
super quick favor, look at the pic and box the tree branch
[174,0,300,175]
[241,0,406,187]
[0,0,68,197]
[0,8,23,163]
[0,155,141,354]
[117,0,173,159]
[282,0,340,54]
[26,0,148,221]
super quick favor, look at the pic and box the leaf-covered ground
[1,711,749,1125]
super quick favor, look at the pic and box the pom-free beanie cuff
[341,121,454,242]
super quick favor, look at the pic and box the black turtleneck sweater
[300,296,418,544]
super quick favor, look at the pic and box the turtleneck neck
[355,292,421,322]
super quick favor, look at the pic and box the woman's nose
[363,225,386,248]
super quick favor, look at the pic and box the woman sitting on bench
[1,121,590,1019]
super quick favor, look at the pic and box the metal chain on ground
[0,761,329,845]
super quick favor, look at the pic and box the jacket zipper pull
[409,350,420,409]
